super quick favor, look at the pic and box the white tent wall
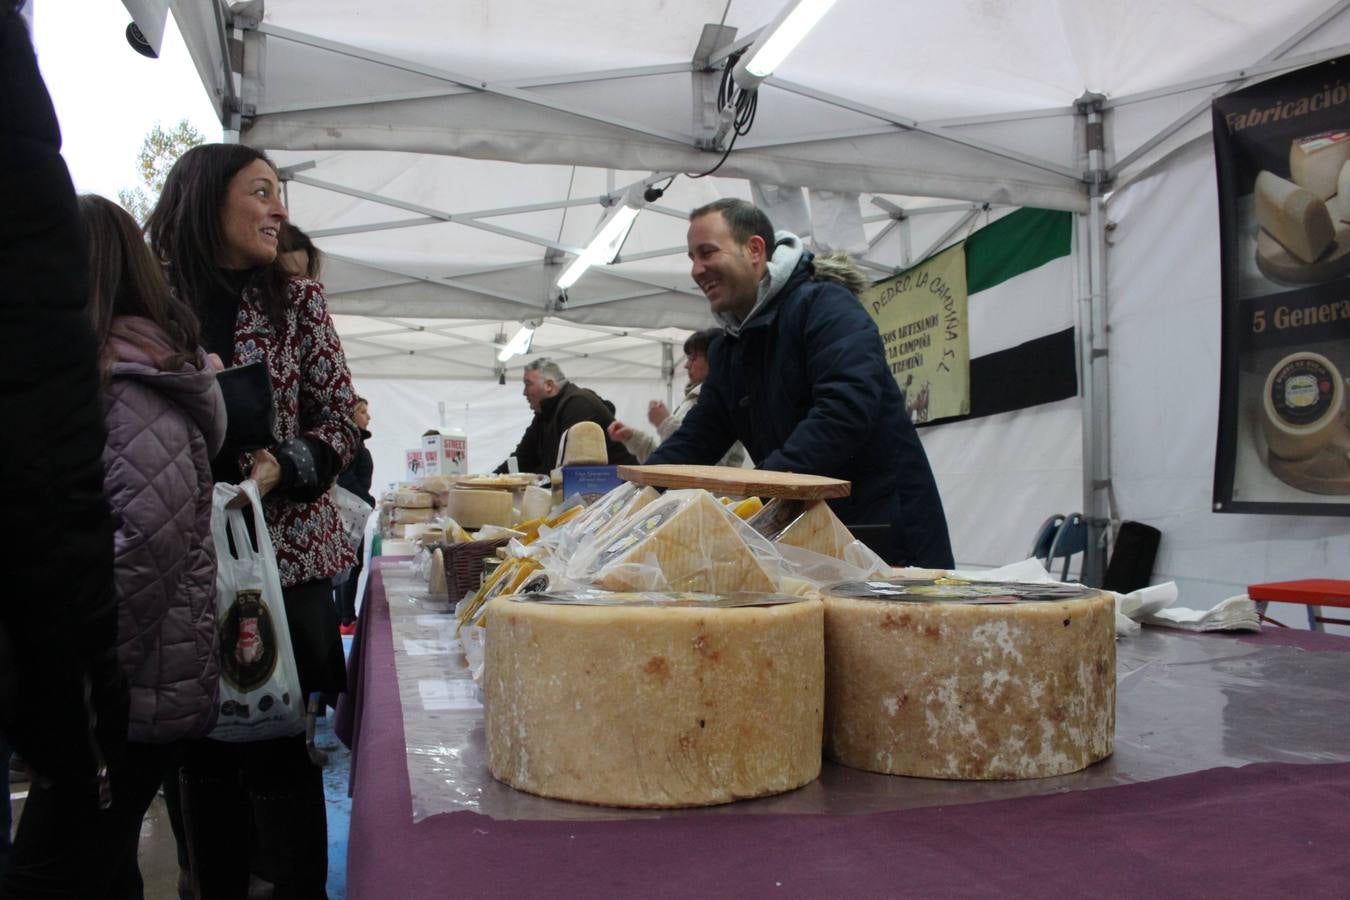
[1107,138,1350,633]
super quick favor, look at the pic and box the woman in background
[81,193,226,897]
[148,144,359,898]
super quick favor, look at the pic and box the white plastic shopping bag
[208,480,306,741]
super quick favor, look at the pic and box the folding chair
[1029,514,1065,565]
[1045,512,1087,582]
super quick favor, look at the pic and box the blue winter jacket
[649,252,954,568]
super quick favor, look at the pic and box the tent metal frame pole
[1077,93,1111,588]
[252,23,692,146]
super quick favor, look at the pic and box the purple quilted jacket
[101,317,227,743]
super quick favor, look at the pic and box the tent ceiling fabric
[164,0,1350,381]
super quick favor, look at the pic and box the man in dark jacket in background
[0,5,128,894]
[495,358,638,475]
[648,199,954,568]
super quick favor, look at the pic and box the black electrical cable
[645,50,759,201]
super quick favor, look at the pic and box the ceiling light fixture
[732,0,839,91]
[554,186,645,291]
[496,323,536,362]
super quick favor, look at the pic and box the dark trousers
[179,733,327,900]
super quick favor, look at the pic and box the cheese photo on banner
[1213,53,1350,513]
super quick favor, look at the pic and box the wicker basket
[441,535,511,601]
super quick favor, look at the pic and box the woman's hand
[607,420,634,443]
[647,400,669,427]
[225,448,282,509]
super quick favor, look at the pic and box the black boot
[178,769,251,900]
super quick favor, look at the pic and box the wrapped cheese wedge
[570,490,776,593]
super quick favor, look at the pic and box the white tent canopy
[155,0,1350,618]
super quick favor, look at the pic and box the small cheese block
[1254,169,1335,263]
[577,490,776,594]
[518,485,553,523]
[774,500,855,559]
[442,517,472,544]
[445,488,514,529]
[390,506,434,525]
[559,421,608,466]
[823,579,1115,780]
[395,489,434,509]
[428,548,448,596]
[484,592,824,807]
[418,475,457,494]
[1290,130,1350,199]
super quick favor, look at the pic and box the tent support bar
[1079,98,1111,588]
[764,76,1082,180]
[253,23,692,146]
[1110,1,1350,179]
[915,208,982,266]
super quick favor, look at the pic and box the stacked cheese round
[484,592,824,807]
[823,580,1115,780]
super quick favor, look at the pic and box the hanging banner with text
[860,243,970,423]
[1212,54,1350,516]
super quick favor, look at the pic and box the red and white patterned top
[233,277,359,587]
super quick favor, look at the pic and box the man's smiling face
[687,210,765,321]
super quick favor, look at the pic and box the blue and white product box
[561,465,624,503]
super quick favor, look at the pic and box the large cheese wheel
[823,579,1115,780]
[445,488,514,529]
[484,593,824,807]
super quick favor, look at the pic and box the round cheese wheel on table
[823,579,1115,780]
[484,592,823,807]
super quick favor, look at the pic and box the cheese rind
[823,581,1115,780]
[484,595,824,807]
[1255,169,1335,263]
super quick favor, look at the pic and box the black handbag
[216,361,278,453]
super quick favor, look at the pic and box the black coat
[650,253,954,568]
[0,11,127,783]
[496,381,638,475]
[338,428,375,506]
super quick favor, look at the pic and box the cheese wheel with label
[484,592,823,807]
[823,579,1115,780]
[1260,351,1345,460]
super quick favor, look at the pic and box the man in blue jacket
[648,199,953,568]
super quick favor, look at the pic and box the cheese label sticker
[828,579,1097,604]
[1269,356,1337,426]
[746,498,807,540]
[593,495,682,569]
[1295,130,1350,152]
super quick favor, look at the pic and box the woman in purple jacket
[77,194,227,896]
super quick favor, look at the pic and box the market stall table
[339,558,1350,897]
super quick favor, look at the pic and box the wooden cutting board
[617,464,851,499]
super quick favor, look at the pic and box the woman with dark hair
[607,327,748,467]
[148,143,359,898]
[77,193,226,897]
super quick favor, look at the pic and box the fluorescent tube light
[733,0,838,89]
[496,324,535,362]
[555,203,641,290]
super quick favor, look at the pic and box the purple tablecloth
[345,559,1350,897]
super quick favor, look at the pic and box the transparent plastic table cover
[377,564,1350,823]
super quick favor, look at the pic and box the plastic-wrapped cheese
[750,498,854,559]
[574,490,776,593]
[484,591,824,807]
[446,488,513,529]
[428,548,447,596]
[823,579,1115,780]
[394,489,434,508]
[390,506,434,525]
